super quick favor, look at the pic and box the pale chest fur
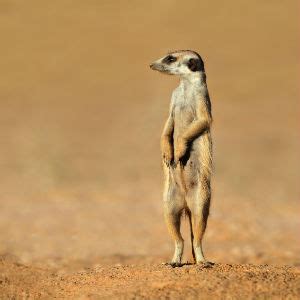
[171,84,207,137]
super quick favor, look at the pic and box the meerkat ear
[187,58,204,72]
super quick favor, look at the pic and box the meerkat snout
[149,63,156,70]
[149,61,168,73]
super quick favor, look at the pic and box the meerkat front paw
[174,137,188,164]
[161,139,173,167]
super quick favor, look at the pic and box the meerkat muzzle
[150,63,157,70]
[150,62,163,71]
[150,62,168,73]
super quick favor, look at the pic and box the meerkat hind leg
[163,168,185,268]
[164,208,184,267]
[163,194,184,266]
[188,175,214,267]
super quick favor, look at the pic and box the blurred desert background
[0,0,299,298]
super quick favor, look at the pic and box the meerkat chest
[172,88,197,123]
[174,103,196,123]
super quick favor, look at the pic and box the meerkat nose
[150,63,155,69]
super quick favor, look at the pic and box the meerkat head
[150,50,204,76]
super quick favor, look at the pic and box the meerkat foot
[196,261,214,268]
[165,262,182,268]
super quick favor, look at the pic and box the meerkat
[150,50,213,267]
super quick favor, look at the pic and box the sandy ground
[1,255,300,299]
[0,0,299,298]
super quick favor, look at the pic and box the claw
[174,159,179,167]
[164,159,171,167]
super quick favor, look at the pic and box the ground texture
[1,256,300,299]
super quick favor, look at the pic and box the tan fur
[151,50,213,266]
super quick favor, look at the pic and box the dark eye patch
[162,55,177,64]
[187,58,204,72]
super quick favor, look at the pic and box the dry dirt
[0,0,299,299]
[1,255,300,299]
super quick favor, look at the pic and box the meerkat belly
[170,138,202,193]
[182,139,202,188]
[172,103,202,189]
[173,104,195,143]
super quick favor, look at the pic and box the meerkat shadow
[165,261,215,268]
[164,262,193,268]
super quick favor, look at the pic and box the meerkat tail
[186,209,196,262]
[178,163,187,194]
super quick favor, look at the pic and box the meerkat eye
[168,56,176,62]
[163,55,177,64]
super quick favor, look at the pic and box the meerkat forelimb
[161,115,174,166]
[150,50,213,267]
